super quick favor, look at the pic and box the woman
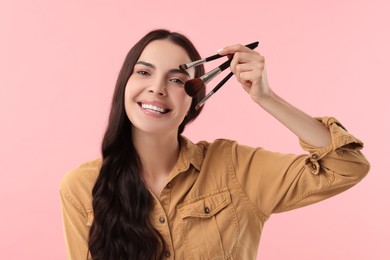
[60,29,369,260]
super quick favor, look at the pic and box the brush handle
[195,72,235,110]
[209,41,259,82]
[213,71,234,93]
[218,58,232,72]
[195,42,260,110]
[182,41,259,70]
[200,40,259,84]
[200,58,231,84]
[205,41,259,62]
[208,41,259,80]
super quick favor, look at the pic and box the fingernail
[216,48,224,53]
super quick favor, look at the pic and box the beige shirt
[60,117,370,260]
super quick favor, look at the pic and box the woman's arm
[59,160,99,260]
[60,186,90,260]
[218,45,369,215]
[218,45,332,147]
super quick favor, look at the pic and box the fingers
[218,45,263,84]
[217,43,266,98]
[230,51,264,74]
[236,63,263,85]
[217,44,254,56]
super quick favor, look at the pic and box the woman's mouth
[137,102,171,114]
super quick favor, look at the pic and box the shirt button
[164,250,171,258]
[204,207,210,214]
[159,216,165,224]
[166,182,172,189]
[311,154,318,160]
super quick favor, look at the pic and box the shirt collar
[172,136,204,175]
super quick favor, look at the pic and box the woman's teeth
[141,103,168,114]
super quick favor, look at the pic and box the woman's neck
[132,130,180,188]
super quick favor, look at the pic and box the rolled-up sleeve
[232,117,370,217]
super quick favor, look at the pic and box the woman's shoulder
[180,135,249,157]
[192,138,237,148]
[195,138,241,153]
[59,158,102,200]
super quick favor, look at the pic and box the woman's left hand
[217,44,271,104]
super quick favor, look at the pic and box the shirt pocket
[177,187,239,259]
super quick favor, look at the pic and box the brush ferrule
[182,59,206,70]
[200,90,214,105]
[195,90,215,110]
[200,67,221,84]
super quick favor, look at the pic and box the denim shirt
[60,117,369,259]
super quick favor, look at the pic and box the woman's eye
[170,78,185,85]
[137,70,150,76]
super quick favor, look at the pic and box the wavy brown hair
[88,29,205,259]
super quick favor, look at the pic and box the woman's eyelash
[136,70,150,76]
[135,70,185,84]
[170,78,185,85]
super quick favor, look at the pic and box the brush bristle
[184,78,205,97]
[179,64,188,70]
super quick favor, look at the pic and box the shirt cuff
[299,117,364,174]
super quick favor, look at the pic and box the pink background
[1,0,389,259]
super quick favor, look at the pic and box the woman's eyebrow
[136,61,190,78]
[170,68,190,78]
[136,61,155,69]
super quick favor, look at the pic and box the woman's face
[124,39,196,137]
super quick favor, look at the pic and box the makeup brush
[184,58,231,97]
[179,41,259,70]
[185,41,260,97]
[195,71,234,110]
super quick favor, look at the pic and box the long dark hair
[88,29,205,260]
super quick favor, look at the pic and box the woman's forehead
[137,40,195,77]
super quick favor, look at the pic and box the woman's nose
[147,79,167,96]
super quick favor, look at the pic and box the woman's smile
[137,100,172,117]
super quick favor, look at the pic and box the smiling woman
[125,41,194,136]
[59,29,370,260]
